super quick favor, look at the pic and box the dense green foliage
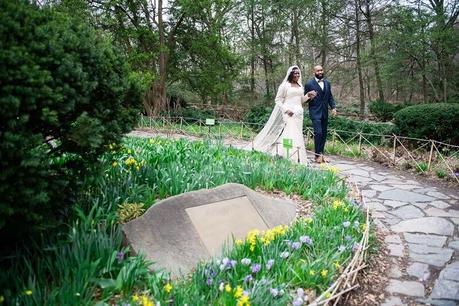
[163,107,217,123]
[0,0,142,242]
[393,103,459,144]
[1,137,365,305]
[244,104,274,132]
[369,100,407,122]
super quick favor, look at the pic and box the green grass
[139,118,256,140]
[1,136,368,305]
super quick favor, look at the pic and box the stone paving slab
[391,217,454,235]
[380,189,435,202]
[387,279,425,297]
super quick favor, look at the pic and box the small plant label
[283,138,293,149]
[205,118,215,126]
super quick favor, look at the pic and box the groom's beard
[315,73,324,79]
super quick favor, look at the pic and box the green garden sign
[283,138,293,149]
[283,138,293,158]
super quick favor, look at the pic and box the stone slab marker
[123,183,297,276]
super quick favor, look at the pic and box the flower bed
[2,137,371,305]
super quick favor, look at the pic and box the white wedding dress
[251,66,309,164]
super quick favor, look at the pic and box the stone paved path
[329,157,459,306]
[131,131,459,305]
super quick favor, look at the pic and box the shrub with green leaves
[0,0,142,243]
[393,103,459,145]
[369,100,407,122]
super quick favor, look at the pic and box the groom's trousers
[312,117,328,157]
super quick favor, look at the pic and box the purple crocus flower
[266,259,275,270]
[116,251,125,263]
[343,221,351,228]
[244,275,253,283]
[241,258,251,265]
[338,245,346,252]
[300,236,313,245]
[344,235,352,241]
[230,260,237,268]
[280,251,290,259]
[285,240,292,247]
[251,263,261,273]
[206,278,213,286]
[354,220,360,227]
[353,242,361,252]
[292,297,304,306]
[270,288,279,297]
[291,242,302,250]
[297,288,305,298]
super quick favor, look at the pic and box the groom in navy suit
[304,65,337,163]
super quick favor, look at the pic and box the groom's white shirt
[315,77,324,90]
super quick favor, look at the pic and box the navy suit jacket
[304,78,336,120]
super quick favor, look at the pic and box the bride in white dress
[251,66,316,164]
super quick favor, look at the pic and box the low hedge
[393,103,459,145]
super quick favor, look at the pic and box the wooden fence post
[428,140,435,171]
[392,135,397,165]
[358,132,362,155]
[332,130,336,151]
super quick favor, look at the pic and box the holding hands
[306,90,317,100]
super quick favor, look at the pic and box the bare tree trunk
[355,0,365,117]
[250,0,255,97]
[263,58,270,99]
[364,0,384,102]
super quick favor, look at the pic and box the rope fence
[138,115,459,184]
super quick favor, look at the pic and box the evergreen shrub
[393,103,459,144]
[0,0,142,243]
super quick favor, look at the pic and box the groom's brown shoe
[315,156,323,164]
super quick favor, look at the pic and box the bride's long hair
[251,66,302,152]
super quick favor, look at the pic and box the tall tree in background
[362,0,384,102]
[424,0,459,102]
[354,0,366,116]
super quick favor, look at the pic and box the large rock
[123,183,297,276]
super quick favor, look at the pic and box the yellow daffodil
[234,286,243,298]
[127,149,132,154]
[321,269,328,277]
[24,290,32,296]
[332,199,343,210]
[237,294,250,306]
[164,283,173,293]
[309,270,316,276]
[325,292,332,299]
[125,157,137,167]
[235,239,243,245]
[0,295,4,303]
[225,284,232,293]
[112,161,118,167]
[132,294,140,302]
[142,295,154,306]
[303,217,313,223]
[334,261,341,269]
